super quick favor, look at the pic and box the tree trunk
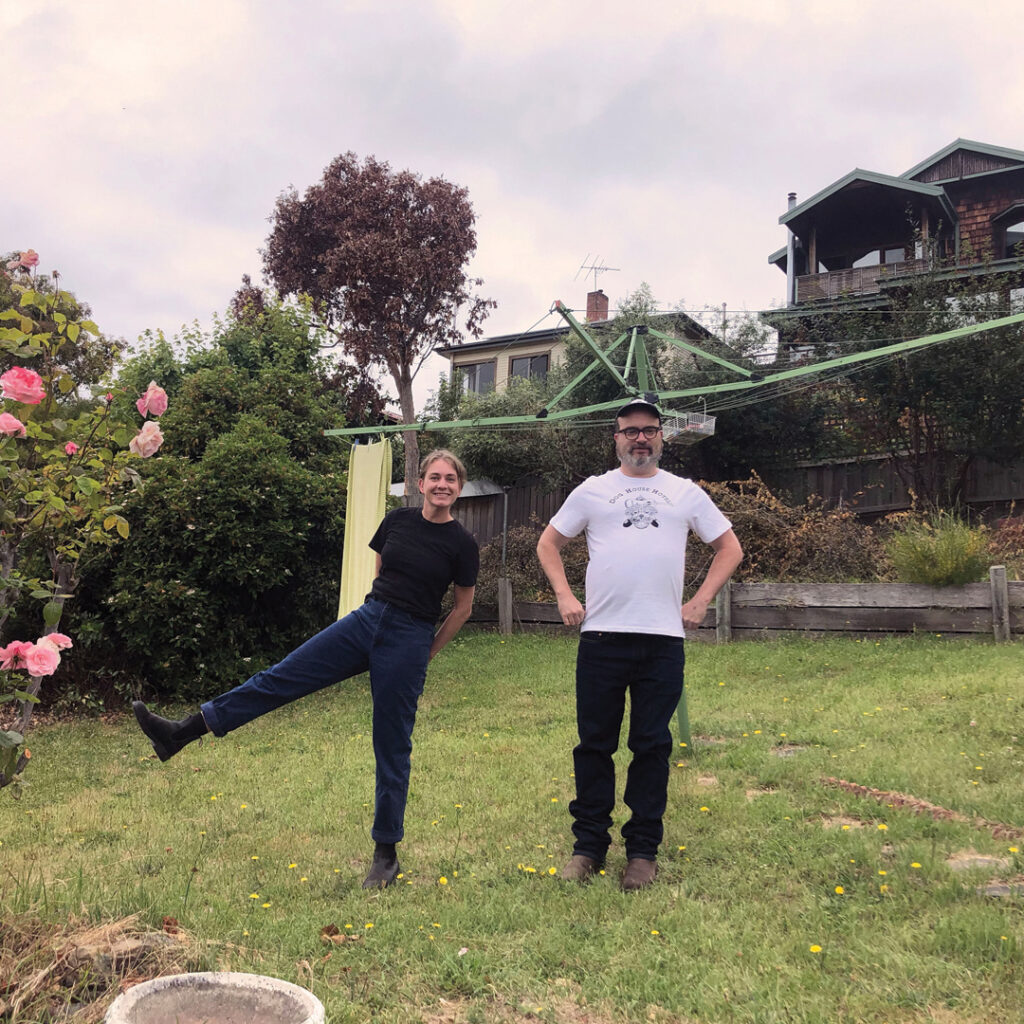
[396,369,422,507]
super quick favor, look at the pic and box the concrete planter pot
[105,971,325,1024]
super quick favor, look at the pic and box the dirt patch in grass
[419,980,640,1024]
[0,913,194,1023]
[820,815,866,829]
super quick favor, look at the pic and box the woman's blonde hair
[418,448,467,488]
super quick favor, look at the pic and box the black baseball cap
[615,399,661,424]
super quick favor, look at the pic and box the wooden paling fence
[472,566,1021,641]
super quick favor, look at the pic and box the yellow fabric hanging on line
[337,438,392,619]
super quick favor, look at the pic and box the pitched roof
[779,169,948,227]
[901,138,1024,181]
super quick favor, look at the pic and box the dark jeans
[570,631,684,862]
[201,598,434,843]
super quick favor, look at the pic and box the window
[509,353,549,382]
[459,361,495,394]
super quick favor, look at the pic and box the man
[536,400,742,891]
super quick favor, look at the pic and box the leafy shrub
[698,474,887,585]
[473,520,588,607]
[72,416,347,700]
[885,511,989,585]
[988,514,1024,581]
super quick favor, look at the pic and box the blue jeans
[201,598,434,843]
[570,631,684,862]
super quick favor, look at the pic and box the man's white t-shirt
[549,468,732,638]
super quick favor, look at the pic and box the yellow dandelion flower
[879,884,889,893]
[300,877,308,882]
[809,944,822,954]
[439,876,448,885]
[834,886,845,894]
[240,803,248,809]
[700,806,710,812]
[251,855,259,861]
[753,730,761,735]
[288,863,297,869]
[261,902,271,908]
[651,929,660,935]
[878,870,887,876]
[551,797,558,803]
[365,922,374,929]
[1010,847,1019,853]
[249,893,260,899]
[432,922,441,928]
[841,825,851,831]
[911,862,921,869]
[548,866,557,875]
[678,845,686,851]
[877,823,888,831]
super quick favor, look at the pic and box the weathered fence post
[990,565,1010,641]
[497,577,514,636]
[716,580,732,643]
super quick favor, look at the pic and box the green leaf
[42,601,64,626]
[48,495,67,512]
[0,730,24,749]
[66,322,81,342]
[103,515,118,531]
[13,691,40,704]
[58,374,75,394]
[116,517,130,539]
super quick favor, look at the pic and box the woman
[133,449,478,889]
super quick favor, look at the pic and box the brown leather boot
[620,858,658,891]
[560,854,601,882]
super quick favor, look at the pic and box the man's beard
[619,445,661,470]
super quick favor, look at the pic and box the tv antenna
[574,254,620,292]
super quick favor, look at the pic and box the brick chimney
[586,289,609,323]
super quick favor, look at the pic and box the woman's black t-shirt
[367,507,479,623]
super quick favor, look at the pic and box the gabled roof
[436,309,713,356]
[902,138,1024,181]
[779,169,948,227]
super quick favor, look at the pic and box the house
[435,289,714,394]
[768,139,1024,312]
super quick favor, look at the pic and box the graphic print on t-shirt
[622,495,659,529]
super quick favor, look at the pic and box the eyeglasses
[615,426,662,440]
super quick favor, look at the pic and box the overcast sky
[4,0,1023,410]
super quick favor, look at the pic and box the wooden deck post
[990,565,1010,641]
[716,580,732,643]
[497,577,514,636]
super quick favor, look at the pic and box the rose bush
[1,250,167,793]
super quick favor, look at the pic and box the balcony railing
[796,258,930,302]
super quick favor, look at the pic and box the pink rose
[38,633,73,651]
[1,366,46,404]
[5,249,39,271]
[0,412,27,437]
[25,642,60,677]
[136,381,168,418]
[0,640,32,670]
[105,393,114,403]
[129,419,164,458]
[65,442,79,455]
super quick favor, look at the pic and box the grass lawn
[2,632,1023,1023]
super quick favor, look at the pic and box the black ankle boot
[361,842,400,889]
[133,701,208,762]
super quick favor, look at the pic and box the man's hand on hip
[681,596,710,632]
[557,593,585,626]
